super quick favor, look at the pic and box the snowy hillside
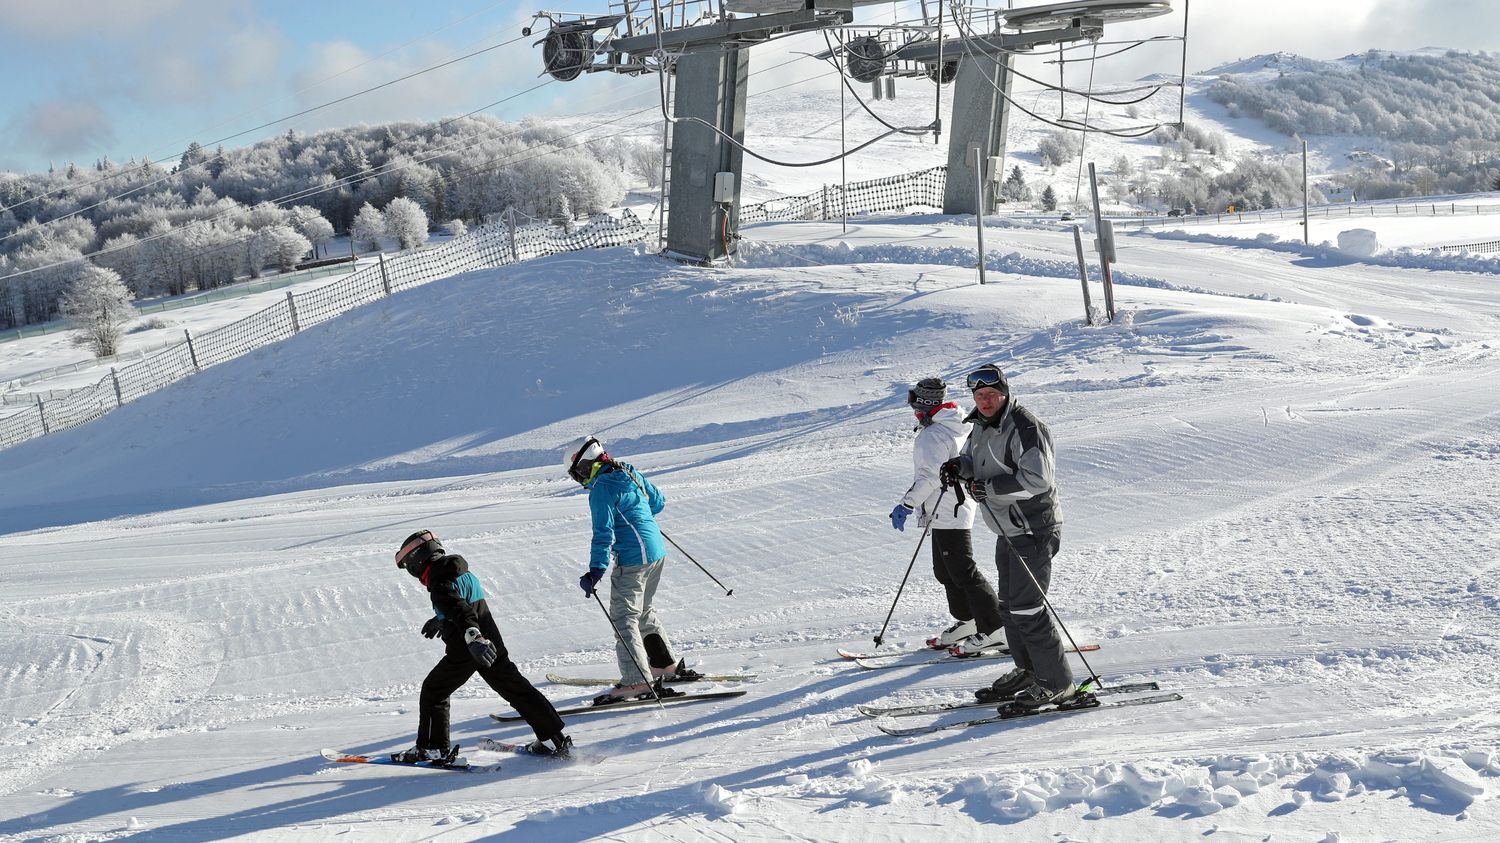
[1,204,1497,840]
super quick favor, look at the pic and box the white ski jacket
[900,404,976,530]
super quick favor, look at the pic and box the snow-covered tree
[287,206,335,258]
[60,264,134,357]
[352,202,385,252]
[384,197,429,250]
[261,224,312,271]
[1000,166,1032,203]
[1040,185,1058,211]
[446,219,467,238]
[1037,130,1079,168]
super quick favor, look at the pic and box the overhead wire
[944,2,1166,138]
[0,50,836,285]
[1,30,533,222]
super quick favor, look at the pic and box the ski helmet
[907,377,947,409]
[965,364,1009,397]
[396,529,443,577]
[563,435,607,484]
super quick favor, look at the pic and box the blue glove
[579,567,605,598]
[889,503,913,531]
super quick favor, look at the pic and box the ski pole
[661,531,734,596]
[591,591,665,711]
[997,532,1103,691]
[873,488,946,647]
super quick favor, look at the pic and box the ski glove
[421,617,443,639]
[579,567,605,598]
[967,478,989,502]
[939,457,966,488]
[889,503,913,532]
[464,627,497,669]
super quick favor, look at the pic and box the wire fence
[740,166,948,223]
[1438,239,1500,255]
[0,211,650,451]
[1135,200,1500,229]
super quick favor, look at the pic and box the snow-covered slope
[0,212,1496,840]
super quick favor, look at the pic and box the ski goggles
[396,530,438,568]
[567,438,604,483]
[965,367,1005,391]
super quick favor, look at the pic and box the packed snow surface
[0,212,1496,841]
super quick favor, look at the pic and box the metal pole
[935,0,943,146]
[972,145,987,285]
[1178,0,1190,126]
[874,489,945,647]
[591,592,665,711]
[1087,162,1115,321]
[1302,139,1310,245]
[841,74,848,233]
[1072,225,1094,326]
[661,532,734,596]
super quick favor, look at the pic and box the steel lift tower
[525,0,1171,263]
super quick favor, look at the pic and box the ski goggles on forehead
[966,368,1004,391]
[395,531,435,568]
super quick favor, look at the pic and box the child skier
[889,377,1006,656]
[394,529,572,760]
[564,435,699,705]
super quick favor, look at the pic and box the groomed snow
[1,212,1496,841]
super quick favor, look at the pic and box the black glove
[421,617,443,639]
[579,568,605,598]
[967,477,989,502]
[939,458,964,487]
[465,627,497,669]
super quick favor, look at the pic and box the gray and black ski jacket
[960,400,1062,538]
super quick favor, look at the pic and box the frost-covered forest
[0,117,658,329]
[1208,50,1500,199]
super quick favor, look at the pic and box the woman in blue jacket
[566,435,698,704]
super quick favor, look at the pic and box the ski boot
[975,668,1032,703]
[948,628,1006,658]
[652,658,704,683]
[525,733,575,758]
[927,619,976,649]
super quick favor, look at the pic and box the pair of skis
[320,745,500,773]
[838,642,1100,671]
[321,739,586,773]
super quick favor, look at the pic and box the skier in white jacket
[889,377,1006,656]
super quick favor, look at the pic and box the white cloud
[0,0,191,38]
[5,98,116,157]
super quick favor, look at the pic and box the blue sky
[1,0,1497,175]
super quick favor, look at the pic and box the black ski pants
[931,528,1004,635]
[417,638,564,750]
[993,530,1073,692]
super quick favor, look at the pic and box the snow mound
[1337,229,1381,257]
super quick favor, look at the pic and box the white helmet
[564,435,606,483]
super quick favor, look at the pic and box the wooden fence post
[36,395,49,435]
[378,254,392,296]
[184,329,201,372]
[110,368,123,408]
[286,291,301,333]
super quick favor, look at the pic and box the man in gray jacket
[943,364,1073,709]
